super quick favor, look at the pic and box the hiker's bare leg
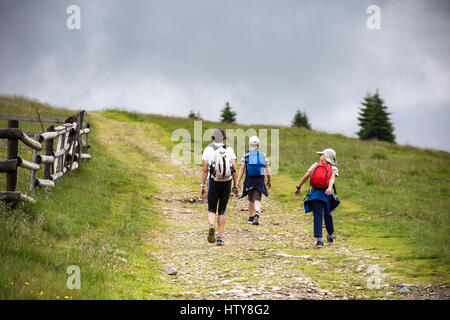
[208,212,216,226]
[218,215,226,236]
[248,201,255,217]
[254,200,261,213]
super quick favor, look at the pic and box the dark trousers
[207,179,232,215]
[310,200,334,238]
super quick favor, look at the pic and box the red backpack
[310,162,332,189]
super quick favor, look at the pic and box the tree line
[188,90,395,143]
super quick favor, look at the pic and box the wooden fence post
[6,120,19,192]
[53,126,63,175]
[6,120,19,208]
[30,133,39,195]
[67,127,76,175]
[77,111,84,167]
[84,112,89,154]
[44,125,54,180]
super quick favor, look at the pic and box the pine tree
[188,110,201,120]
[291,109,311,129]
[219,102,236,123]
[357,90,395,143]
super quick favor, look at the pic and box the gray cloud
[0,0,449,151]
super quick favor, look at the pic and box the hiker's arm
[294,172,311,195]
[297,172,311,188]
[201,160,208,198]
[237,164,245,188]
[265,164,272,188]
[201,160,209,185]
[231,159,239,194]
[325,173,336,195]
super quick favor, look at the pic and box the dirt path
[94,113,447,300]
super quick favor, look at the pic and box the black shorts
[247,189,262,202]
[207,179,232,215]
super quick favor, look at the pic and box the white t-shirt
[308,162,339,177]
[202,142,237,180]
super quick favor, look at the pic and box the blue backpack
[246,150,266,176]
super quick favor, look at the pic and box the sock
[255,211,260,217]
[317,237,323,242]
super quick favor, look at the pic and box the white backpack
[210,144,233,181]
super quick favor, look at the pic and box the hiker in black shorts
[236,136,272,225]
[201,129,238,246]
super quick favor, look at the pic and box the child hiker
[294,148,338,247]
[237,136,272,225]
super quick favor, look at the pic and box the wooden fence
[0,111,92,205]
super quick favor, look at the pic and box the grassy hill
[0,95,448,300]
[108,109,450,264]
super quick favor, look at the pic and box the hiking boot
[252,213,260,226]
[316,238,324,248]
[207,225,216,244]
[216,235,224,246]
[327,235,334,243]
[247,216,254,224]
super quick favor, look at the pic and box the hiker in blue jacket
[294,148,339,248]
[236,136,272,225]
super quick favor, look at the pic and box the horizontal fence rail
[0,115,65,124]
[0,110,92,206]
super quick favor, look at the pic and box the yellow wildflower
[40,291,44,296]
[25,282,30,286]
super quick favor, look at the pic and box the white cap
[317,148,337,166]
[249,136,260,146]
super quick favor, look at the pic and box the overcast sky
[0,0,449,151]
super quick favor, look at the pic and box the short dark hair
[211,128,226,141]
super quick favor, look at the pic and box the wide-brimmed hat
[317,148,337,166]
